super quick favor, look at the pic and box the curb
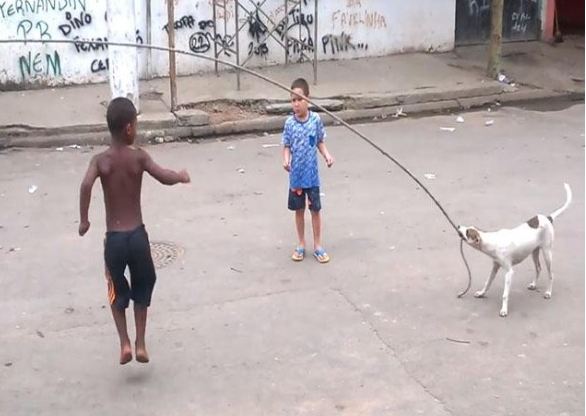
[1,88,582,149]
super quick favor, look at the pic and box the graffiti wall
[0,0,148,87]
[0,0,457,88]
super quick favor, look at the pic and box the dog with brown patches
[458,183,572,317]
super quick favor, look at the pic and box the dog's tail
[549,183,572,221]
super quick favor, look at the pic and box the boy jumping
[78,97,190,364]
[282,78,334,263]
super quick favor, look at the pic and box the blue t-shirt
[282,111,326,189]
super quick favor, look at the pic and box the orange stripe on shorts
[107,278,116,305]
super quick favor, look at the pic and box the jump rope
[0,39,473,297]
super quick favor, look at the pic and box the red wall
[558,0,585,30]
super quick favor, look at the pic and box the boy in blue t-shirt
[282,78,334,263]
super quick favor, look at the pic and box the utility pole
[167,0,178,111]
[487,0,504,79]
[106,0,140,111]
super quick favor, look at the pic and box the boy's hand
[178,169,191,183]
[325,154,335,168]
[79,220,90,236]
[283,161,291,172]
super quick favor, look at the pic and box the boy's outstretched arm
[79,156,99,236]
[317,142,334,167]
[142,150,190,185]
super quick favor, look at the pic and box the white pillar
[107,0,140,112]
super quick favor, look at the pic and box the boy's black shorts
[288,187,321,212]
[104,225,156,309]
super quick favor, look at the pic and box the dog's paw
[499,309,508,317]
[527,282,537,290]
[474,291,486,298]
[544,292,552,299]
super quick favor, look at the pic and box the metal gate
[455,0,541,45]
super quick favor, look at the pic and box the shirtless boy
[78,97,190,364]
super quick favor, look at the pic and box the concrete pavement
[0,101,583,415]
[0,36,583,148]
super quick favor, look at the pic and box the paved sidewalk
[0,35,583,147]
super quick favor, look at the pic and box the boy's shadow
[123,365,154,384]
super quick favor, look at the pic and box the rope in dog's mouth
[458,239,472,297]
[0,38,473,297]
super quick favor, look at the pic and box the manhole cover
[150,241,183,269]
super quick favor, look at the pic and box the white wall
[0,0,146,87]
[0,0,456,88]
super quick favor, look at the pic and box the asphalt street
[0,102,583,416]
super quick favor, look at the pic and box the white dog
[458,183,572,317]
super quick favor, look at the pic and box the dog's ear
[466,228,481,245]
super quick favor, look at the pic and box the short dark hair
[106,97,137,136]
[291,78,309,97]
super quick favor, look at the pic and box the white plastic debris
[456,116,465,123]
[55,147,64,151]
[392,107,407,118]
[226,145,235,150]
[497,73,512,84]
[155,137,164,144]
[320,192,325,197]
[261,144,280,148]
[485,120,494,126]
[389,246,396,251]
[440,127,456,132]
[28,185,38,194]
[237,168,245,174]
[424,173,436,180]
[68,144,81,149]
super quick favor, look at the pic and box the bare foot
[135,343,149,363]
[120,344,132,365]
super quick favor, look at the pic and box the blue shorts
[104,225,156,309]
[288,187,321,212]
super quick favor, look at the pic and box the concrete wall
[0,0,456,88]
[0,0,147,88]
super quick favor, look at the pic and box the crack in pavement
[332,287,454,416]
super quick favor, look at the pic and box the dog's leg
[543,249,554,299]
[500,267,514,317]
[475,262,500,298]
[528,248,541,290]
